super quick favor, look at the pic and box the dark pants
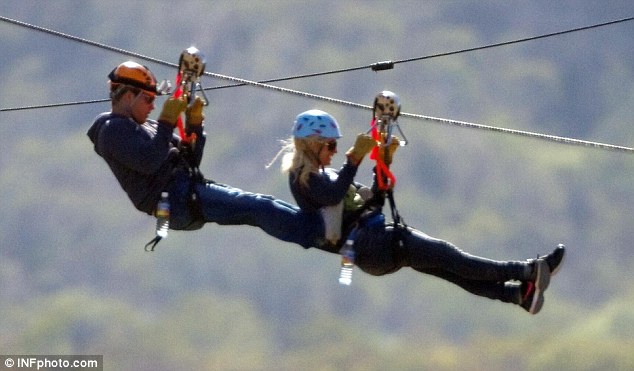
[353,222,528,304]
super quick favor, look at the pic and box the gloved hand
[343,185,365,211]
[346,133,377,164]
[158,97,187,126]
[186,96,205,126]
[377,136,400,165]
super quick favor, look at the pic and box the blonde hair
[267,136,322,189]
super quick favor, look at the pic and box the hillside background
[1,1,633,370]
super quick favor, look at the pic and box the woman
[278,109,565,314]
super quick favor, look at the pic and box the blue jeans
[169,178,322,249]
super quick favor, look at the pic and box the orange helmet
[108,61,158,96]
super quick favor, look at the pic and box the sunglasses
[133,90,155,105]
[141,93,155,105]
[325,141,337,151]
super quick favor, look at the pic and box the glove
[158,97,187,126]
[377,136,400,165]
[343,185,365,211]
[186,97,205,126]
[346,133,377,164]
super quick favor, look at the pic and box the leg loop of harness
[389,221,410,268]
[187,166,206,221]
[384,189,410,267]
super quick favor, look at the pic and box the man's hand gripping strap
[174,46,209,145]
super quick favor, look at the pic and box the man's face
[129,91,155,124]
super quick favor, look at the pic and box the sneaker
[528,257,551,291]
[519,281,544,314]
[540,244,566,276]
[521,259,550,314]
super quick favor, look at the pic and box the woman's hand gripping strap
[369,118,396,191]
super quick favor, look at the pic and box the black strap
[390,221,410,267]
[386,189,401,225]
[144,236,162,252]
[385,189,408,262]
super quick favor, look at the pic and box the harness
[143,161,206,252]
[370,91,412,264]
[368,91,409,228]
[337,91,411,283]
[145,47,209,252]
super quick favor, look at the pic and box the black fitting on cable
[371,60,394,72]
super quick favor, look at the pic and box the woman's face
[315,139,337,166]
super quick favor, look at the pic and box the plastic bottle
[155,192,170,238]
[338,232,356,285]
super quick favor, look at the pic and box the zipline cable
[0,14,375,113]
[394,16,634,65]
[205,16,634,91]
[0,15,180,69]
[1,15,633,154]
[2,15,633,103]
[400,112,634,154]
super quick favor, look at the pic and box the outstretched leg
[342,221,564,313]
[423,267,519,303]
[196,182,322,248]
[402,227,564,313]
[423,264,550,314]
[401,227,533,282]
[352,223,545,282]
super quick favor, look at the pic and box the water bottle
[338,235,356,286]
[155,192,170,238]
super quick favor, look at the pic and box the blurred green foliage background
[1,1,633,370]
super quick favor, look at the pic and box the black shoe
[540,244,566,276]
[521,259,549,314]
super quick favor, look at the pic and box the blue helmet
[292,109,342,139]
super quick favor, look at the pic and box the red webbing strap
[369,118,396,191]
[172,73,196,145]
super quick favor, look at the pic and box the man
[87,61,321,247]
